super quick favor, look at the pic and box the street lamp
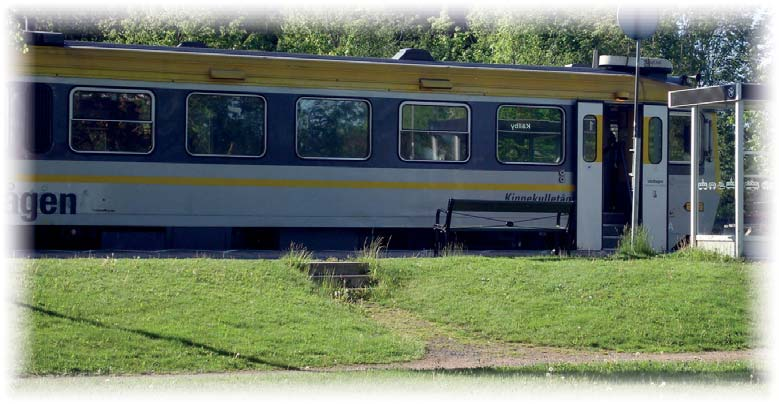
[617,7,658,245]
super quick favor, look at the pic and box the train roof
[16,33,687,102]
[65,40,630,76]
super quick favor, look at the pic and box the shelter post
[735,92,745,257]
[690,106,699,247]
[629,40,642,242]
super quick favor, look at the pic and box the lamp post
[617,8,658,245]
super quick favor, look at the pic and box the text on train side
[8,192,77,222]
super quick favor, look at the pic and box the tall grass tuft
[439,241,465,257]
[673,245,740,263]
[359,236,389,262]
[615,225,656,258]
[281,242,313,271]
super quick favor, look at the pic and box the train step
[307,261,369,276]
[602,212,628,226]
[602,224,624,237]
[602,235,622,249]
[309,274,373,289]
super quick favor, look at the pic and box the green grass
[615,225,656,258]
[20,253,757,377]
[19,258,423,375]
[370,254,756,352]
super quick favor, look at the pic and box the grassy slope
[20,253,756,376]
[20,258,423,375]
[371,254,755,352]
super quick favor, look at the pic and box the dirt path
[322,305,758,371]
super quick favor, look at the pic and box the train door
[602,104,633,249]
[642,105,669,251]
[576,102,603,250]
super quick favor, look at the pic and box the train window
[186,93,266,157]
[296,97,371,160]
[582,114,598,163]
[69,88,154,154]
[648,117,663,164]
[669,113,691,163]
[497,106,563,164]
[11,83,53,154]
[399,102,469,162]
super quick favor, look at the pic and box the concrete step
[307,261,369,276]
[310,274,373,289]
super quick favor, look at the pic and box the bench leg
[434,229,445,257]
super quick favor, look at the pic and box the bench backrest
[447,199,573,214]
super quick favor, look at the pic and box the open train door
[576,102,603,250]
[642,105,669,251]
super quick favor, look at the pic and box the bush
[615,225,656,258]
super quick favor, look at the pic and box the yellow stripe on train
[16,174,575,192]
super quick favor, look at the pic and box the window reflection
[498,106,563,164]
[296,98,370,159]
[70,89,154,153]
[400,103,469,162]
[187,93,265,157]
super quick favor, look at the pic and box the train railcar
[8,31,720,251]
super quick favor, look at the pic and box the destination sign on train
[498,119,561,133]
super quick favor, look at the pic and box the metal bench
[433,199,574,255]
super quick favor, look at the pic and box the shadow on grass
[17,302,299,371]
[404,366,758,384]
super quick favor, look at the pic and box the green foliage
[96,10,279,50]
[714,108,769,232]
[466,9,633,66]
[277,9,411,57]
[371,256,755,353]
[616,226,657,259]
[8,14,28,53]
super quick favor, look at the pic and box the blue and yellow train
[8,32,721,251]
